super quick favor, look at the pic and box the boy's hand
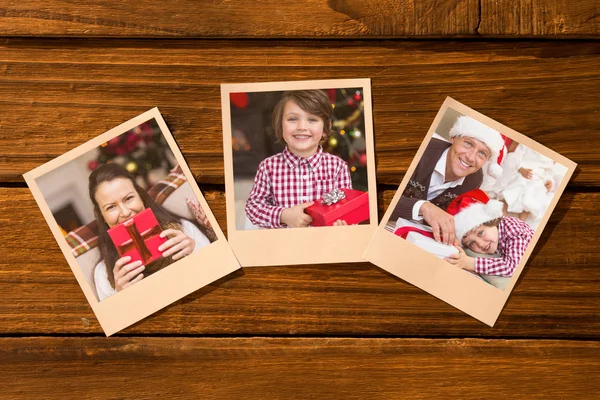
[280,202,314,228]
[445,246,476,272]
[333,220,348,226]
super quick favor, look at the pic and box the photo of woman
[89,163,211,300]
[34,117,218,301]
[25,108,240,335]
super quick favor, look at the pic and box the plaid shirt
[475,216,534,277]
[245,146,352,228]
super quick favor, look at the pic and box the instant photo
[24,108,240,335]
[364,97,576,326]
[221,79,378,266]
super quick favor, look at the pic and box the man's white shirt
[412,148,466,220]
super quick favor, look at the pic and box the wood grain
[480,1,600,37]
[0,39,598,185]
[1,1,599,38]
[1,337,598,399]
[2,188,598,336]
[1,0,598,397]
[0,0,485,38]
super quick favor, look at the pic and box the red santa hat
[449,116,505,178]
[487,139,507,179]
[446,189,504,240]
[487,133,514,179]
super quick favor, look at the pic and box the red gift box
[107,208,168,265]
[305,188,370,227]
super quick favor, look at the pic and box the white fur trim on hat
[449,116,504,162]
[454,199,504,240]
[487,162,503,179]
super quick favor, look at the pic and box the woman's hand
[113,256,145,292]
[159,228,196,260]
[445,246,476,272]
[332,219,348,226]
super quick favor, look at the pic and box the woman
[89,164,210,300]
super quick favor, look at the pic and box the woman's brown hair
[89,163,204,289]
[271,90,334,143]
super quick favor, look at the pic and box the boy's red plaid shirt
[245,146,353,228]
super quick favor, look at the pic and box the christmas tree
[88,119,174,189]
[323,88,368,191]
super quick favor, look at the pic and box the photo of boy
[222,79,377,266]
[245,90,353,229]
[228,84,371,232]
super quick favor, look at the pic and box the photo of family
[386,106,568,290]
[33,118,218,301]
[364,97,576,326]
[230,87,369,230]
[221,79,377,266]
[24,108,241,335]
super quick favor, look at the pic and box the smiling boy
[245,90,352,228]
[444,189,534,278]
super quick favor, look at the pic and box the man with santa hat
[391,115,505,246]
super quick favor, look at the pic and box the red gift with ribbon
[107,208,168,265]
[305,188,370,227]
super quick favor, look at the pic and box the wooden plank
[1,1,599,38]
[0,0,476,38]
[0,39,598,186]
[1,188,598,337]
[480,1,600,37]
[1,337,598,399]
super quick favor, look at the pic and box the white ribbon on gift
[321,188,346,206]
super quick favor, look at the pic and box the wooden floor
[1,1,600,399]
